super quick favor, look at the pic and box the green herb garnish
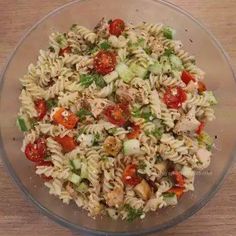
[76,108,92,121]
[46,99,58,110]
[138,161,146,170]
[79,74,94,87]
[163,26,175,40]
[94,74,107,88]
[152,128,163,139]
[100,41,111,50]
[124,204,143,222]
[48,46,55,52]
[163,48,174,57]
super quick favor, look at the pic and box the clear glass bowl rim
[0,0,235,235]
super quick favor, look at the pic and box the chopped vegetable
[163,48,174,56]
[148,62,162,75]
[76,108,92,121]
[106,187,124,207]
[169,54,183,70]
[46,99,58,110]
[52,108,78,129]
[123,139,141,155]
[94,74,107,88]
[109,19,125,36]
[163,191,178,205]
[163,87,187,109]
[79,74,95,88]
[94,50,117,75]
[127,123,141,139]
[35,99,47,120]
[76,182,89,193]
[196,122,205,135]
[25,138,47,162]
[122,164,141,186]
[116,63,134,83]
[167,187,184,199]
[54,135,77,152]
[68,173,81,185]
[163,26,175,39]
[129,63,148,79]
[17,115,31,132]
[198,132,213,150]
[100,41,111,50]
[124,204,143,222]
[70,159,81,170]
[181,70,195,85]
[171,171,185,187]
[59,46,71,56]
[103,103,129,126]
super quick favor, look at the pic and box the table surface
[0,0,236,235]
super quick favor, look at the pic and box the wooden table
[0,0,236,235]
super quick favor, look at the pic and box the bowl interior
[1,0,236,235]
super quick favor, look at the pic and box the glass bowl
[0,0,236,235]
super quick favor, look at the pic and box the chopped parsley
[152,127,163,139]
[124,204,143,222]
[76,108,92,121]
[94,74,107,88]
[138,160,146,170]
[79,74,94,87]
[163,192,175,198]
[100,41,111,50]
[163,48,174,57]
[48,46,55,52]
[46,99,58,110]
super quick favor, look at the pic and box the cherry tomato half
[168,187,184,198]
[103,103,129,126]
[181,70,195,85]
[54,135,77,152]
[171,171,185,188]
[94,51,116,75]
[127,123,141,139]
[163,87,187,109]
[196,122,205,135]
[59,46,71,56]
[122,164,141,186]
[35,99,47,120]
[25,138,47,162]
[109,19,125,37]
[198,81,207,93]
[52,108,78,129]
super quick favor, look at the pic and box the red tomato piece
[103,103,129,126]
[163,87,187,109]
[54,135,77,152]
[35,99,47,120]
[25,138,47,162]
[127,123,141,139]
[59,46,71,56]
[109,19,125,36]
[171,171,185,188]
[122,164,141,186]
[53,108,78,129]
[198,81,207,93]
[168,187,184,198]
[36,160,53,166]
[181,70,195,85]
[94,51,116,75]
[196,122,205,135]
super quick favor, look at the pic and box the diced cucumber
[180,166,194,178]
[76,182,89,193]
[68,173,81,185]
[148,62,162,75]
[81,162,88,179]
[163,26,176,39]
[17,115,31,132]
[163,192,178,206]
[162,63,172,74]
[159,56,169,64]
[116,63,134,83]
[204,91,218,105]
[129,63,148,79]
[71,159,81,170]
[169,54,183,70]
[123,139,140,155]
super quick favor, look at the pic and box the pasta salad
[17,18,217,221]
